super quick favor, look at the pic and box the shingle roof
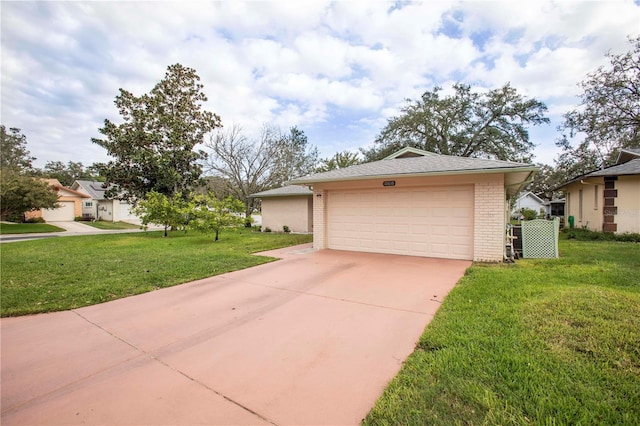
[290,153,535,184]
[587,158,640,177]
[74,180,113,200]
[250,185,313,198]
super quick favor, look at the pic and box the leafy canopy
[1,125,35,172]
[362,83,549,162]
[93,64,221,203]
[316,150,361,172]
[134,191,190,237]
[0,126,58,221]
[557,35,640,172]
[190,194,245,241]
[39,161,101,187]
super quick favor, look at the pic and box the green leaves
[558,36,640,171]
[362,83,549,162]
[93,64,222,203]
[190,194,245,241]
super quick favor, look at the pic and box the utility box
[521,218,560,259]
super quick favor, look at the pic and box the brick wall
[312,189,326,249]
[473,174,505,262]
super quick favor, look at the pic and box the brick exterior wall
[473,174,505,262]
[312,189,327,249]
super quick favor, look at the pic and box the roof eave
[290,166,538,185]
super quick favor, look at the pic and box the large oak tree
[93,64,221,203]
[362,83,549,162]
[557,36,640,171]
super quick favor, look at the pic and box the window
[85,202,93,207]
[594,185,599,210]
[578,189,583,221]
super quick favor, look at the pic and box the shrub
[520,208,538,221]
[562,228,640,243]
[252,225,262,232]
[264,227,272,233]
[25,217,45,224]
[283,225,290,233]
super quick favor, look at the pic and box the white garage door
[42,201,75,222]
[115,201,141,224]
[327,186,474,260]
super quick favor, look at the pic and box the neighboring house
[511,191,545,217]
[250,185,313,233]
[70,180,141,224]
[290,147,536,262]
[558,148,640,234]
[25,179,90,222]
[544,199,565,218]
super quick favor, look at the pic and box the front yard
[365,238,639,425]
[0,222,65,234]
[0,228,312,317]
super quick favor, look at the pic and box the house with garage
[25,179,90,222]
[558,147,640,234]
[70,180,141,224]
[250,185,313,233]
[290,148,537,262]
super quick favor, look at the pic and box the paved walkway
[0,221,161,243]
[1,246,470,425]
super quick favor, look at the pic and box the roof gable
[616,147,640,165]
[72,180,112,200]
[516,191,545,204]
[383,147,438,160]
[250,185,313,198]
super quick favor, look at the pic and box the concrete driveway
[1,246,470,425]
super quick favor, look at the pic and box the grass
[0,222,66,234]
[364,238,640,426]
[82,220,141,230]
[0,228,312,317]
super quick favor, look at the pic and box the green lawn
[83,220,141,230]
[0,222,66,234]
[0,228,312,317]
[364,239,640,425]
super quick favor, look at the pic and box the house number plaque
[383,180,396,187]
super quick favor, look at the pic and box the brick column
[603,176,618,233]
[313,189,327,249]
[473,174,505,262]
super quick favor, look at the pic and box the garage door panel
[42,201,75,222]
[327,186,473,260]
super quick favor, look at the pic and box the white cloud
[1,0,638,169]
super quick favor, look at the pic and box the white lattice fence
[521,218,560,258]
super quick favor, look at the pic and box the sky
[2,1,639,170]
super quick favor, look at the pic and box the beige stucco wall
[312,172,508,262]
[564,175,639,233]
[564,178,604,231]
[261,196,313,233]
[616,175,640,233]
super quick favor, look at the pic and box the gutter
[289,166,538,186]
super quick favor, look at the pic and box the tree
[316,150,361,172]
[39,161,101,187]
[0,171,58,221]
[92,63,221,203]
[1,125,34,172]
[205,124,318,225]
[558,36,640,170]
[190,194,244,241]
[362,83,549,162]
[134,191,190,237]
[0,125,58,221]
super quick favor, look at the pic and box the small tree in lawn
[190,194,244,241]
[134,191,190,237]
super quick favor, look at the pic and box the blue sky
[2,1,639,169]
